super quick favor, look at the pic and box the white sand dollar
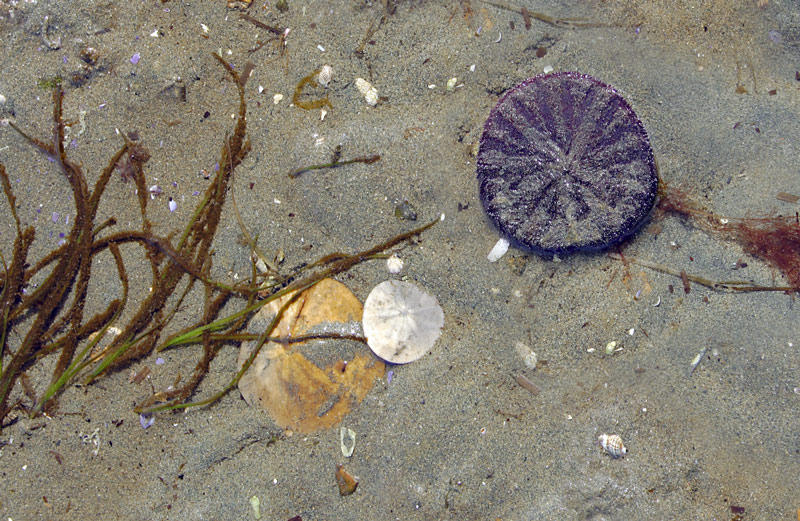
[362,280,444,364]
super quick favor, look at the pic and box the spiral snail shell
[598,433,627,458]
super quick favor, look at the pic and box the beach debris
[249,495,261,519]
[598,433,627,458]
[688,346,707,375]
[394,199,417,221]
[362,280,444,364]
[515,373,540,395]
[776,191,799,204]
[227,0,253,9]
[318,65,333,87]
[335,464,359,496]
[139,413,154,429]
[386,254,403,274]
[293,68,332,110]
[446,77,458,91]
[238,279,384,432]
[487,237,510,262]
[287,144,380,179]
[514,341,537,369]
[604,340,617,355]
[355,77,379,106]
[340,426,356,457]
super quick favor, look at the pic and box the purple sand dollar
[477,72,658,255]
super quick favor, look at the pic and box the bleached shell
[355,77,372,95]
[318,65,333,87]
[386,254,403,274]
[355,77,378,106]
[487,237,510,262]
[598,433,627,458]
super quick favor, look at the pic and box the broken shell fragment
[598,433,627,458]
[340,426,356,457]
[318,65,333,87]
[355,77,378,106]
[487,237,510,262]
[335,464,359,496]
[514,341,537,369]
[362,280,444,364]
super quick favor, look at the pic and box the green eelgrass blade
[137,284,305,414]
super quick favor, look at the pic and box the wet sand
[1,1,799,519]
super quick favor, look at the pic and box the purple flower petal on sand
[130,52,141,65]
[387,370,394,384]
[139,413,154,429]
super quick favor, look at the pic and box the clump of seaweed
[654,180,800,292]
[0,53,438,428]
[0,54,254,425]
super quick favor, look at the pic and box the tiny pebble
[168,198,177,212]
[543,65,554,73]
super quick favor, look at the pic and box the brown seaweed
[0,54,254,426]
[0,53,439,427]
[654,181,800,292]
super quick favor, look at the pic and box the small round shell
[598,433,627,458]
[318,65,333,87]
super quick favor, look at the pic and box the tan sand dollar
[238,278,384,433]
[362,280,444,364]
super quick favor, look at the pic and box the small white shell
[598,433,627,458]
[386,254,403,274]
[487,237,510,262]
[318,65,333,87]
[514,341,537,369]
[355,77,378,106]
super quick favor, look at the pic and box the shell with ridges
[598,433,627,458]
[318,65,333,87]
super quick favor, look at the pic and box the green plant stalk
[138,284,305,413]
[33,316,120,414]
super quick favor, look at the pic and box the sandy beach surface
[1,1,799,519]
